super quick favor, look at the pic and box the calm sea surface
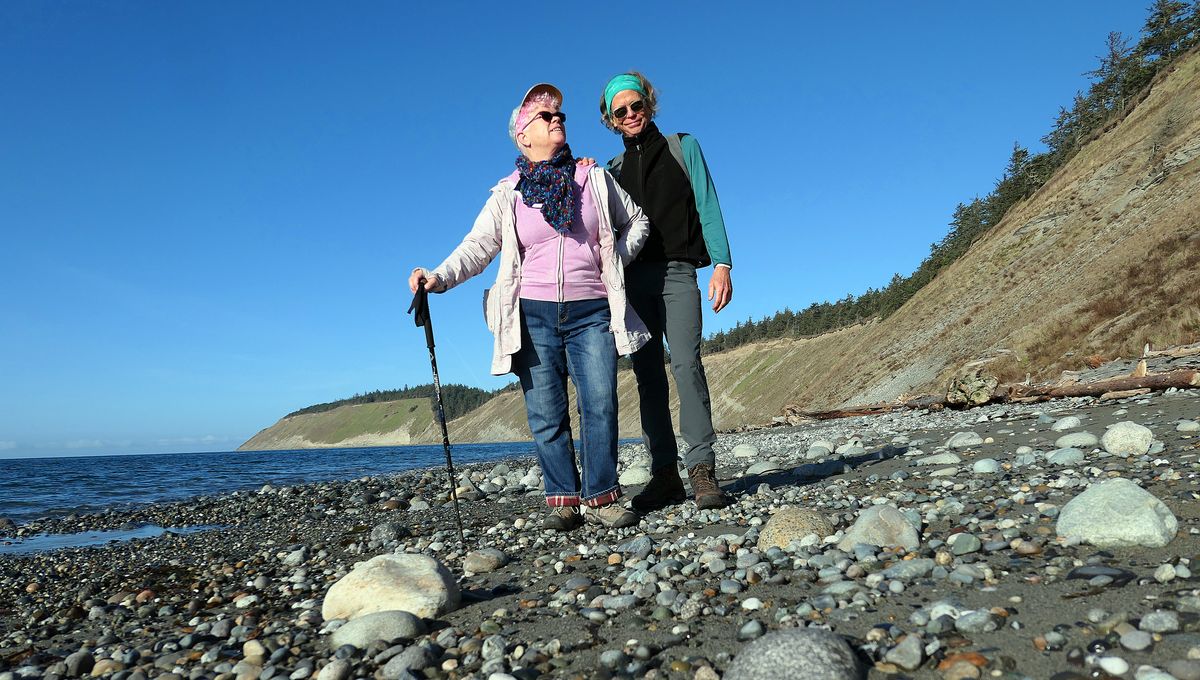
[0,442,542,524]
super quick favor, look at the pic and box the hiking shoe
[688,463,731,510]
[631,465,688,511]
[543,506,582,532]
[584,503,639,529]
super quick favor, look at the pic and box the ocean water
[0,442,541,524]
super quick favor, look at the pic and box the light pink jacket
[421,166,652,375]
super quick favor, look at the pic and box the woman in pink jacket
[409,83,650,531]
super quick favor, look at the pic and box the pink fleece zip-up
[511,164,608,302]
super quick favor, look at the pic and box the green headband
[604,75,645,114]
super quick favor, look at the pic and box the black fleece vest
[614,122,711,267]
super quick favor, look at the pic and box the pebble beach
[3,379,1199,680]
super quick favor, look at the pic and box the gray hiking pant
[625,261,717,471]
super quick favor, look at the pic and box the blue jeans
[513,298,620,507]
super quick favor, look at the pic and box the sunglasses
[522,110,566,130]
[611,99,645,120]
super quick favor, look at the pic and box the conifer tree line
[703,1,1199,356]
[286,383,508,420]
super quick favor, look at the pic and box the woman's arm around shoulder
[597,167,649,266]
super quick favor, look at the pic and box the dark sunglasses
[611,99,645,120]
[522,110,566,130]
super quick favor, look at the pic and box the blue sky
[0,2,1151,458]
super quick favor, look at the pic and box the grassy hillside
[242,48,1200,450]
[239,398,435,450]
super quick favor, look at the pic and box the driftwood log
[1005,369,1199,400]
[780,369,1200,424]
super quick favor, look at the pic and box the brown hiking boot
[542,506,582,532]
[688,463,730,509]
[631,465,688,511]
[583,503,639,529]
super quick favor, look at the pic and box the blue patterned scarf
[515,145,576,234]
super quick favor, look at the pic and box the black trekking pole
[407,284,467,548]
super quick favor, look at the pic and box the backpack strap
[607,152,625,179]
[608,133,689,181]
[666,133,689,181]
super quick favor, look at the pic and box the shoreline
[2,388,1198,679]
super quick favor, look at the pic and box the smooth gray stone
[380,646,434,678]
[883,634,923,671]
[1054,432,1099,449]
[948,533,981,555]
[946,432,984,449]
[747,461,785,475]
[1046,448,1085,466]
[1140,610,1180,633]
[881,558,935,581]
[725,628,865,680]
[972,458,1000,474]
[915,453,962,466]
[463,548,508,574]
[619,536,654,560]
[954,610,998,633]
[329,611,425,649]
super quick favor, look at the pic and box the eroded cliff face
[243,51,1200,450]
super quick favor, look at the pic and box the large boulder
[758,508,834,550]
[1057,478,1177,548]
[725,628,865,680]
[945,372,998,407]
[837,505,920,551]
[322,554,460,621]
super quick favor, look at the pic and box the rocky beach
[3,377,1199,680]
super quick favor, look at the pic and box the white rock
[322,554,460,621]
[972,458,1000,474]
[1056,478,1178,548]
[1154,563,1176,583]
[1176,419,1199,433]
[1101,421,1154,456]
[837,505,919,551]
[916,453,961,466]
[618,466,651,486]
[946,432,983,449]
[1097,656,1129,676]
[1050,415,1082,431]
[732,444,759,459]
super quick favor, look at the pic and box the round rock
[463,548,508,574]
[758,508,834,550]
[1101,421,1154,456]
[1050,416,1082,432]
[1056,478,1178,548]
[322,554,461,620]
[329,610,426,649]
[837,505,919,551]
[733,444,759,459]
[618,466,651,486]
[971,458,1000,474]
[724,628,864,680]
